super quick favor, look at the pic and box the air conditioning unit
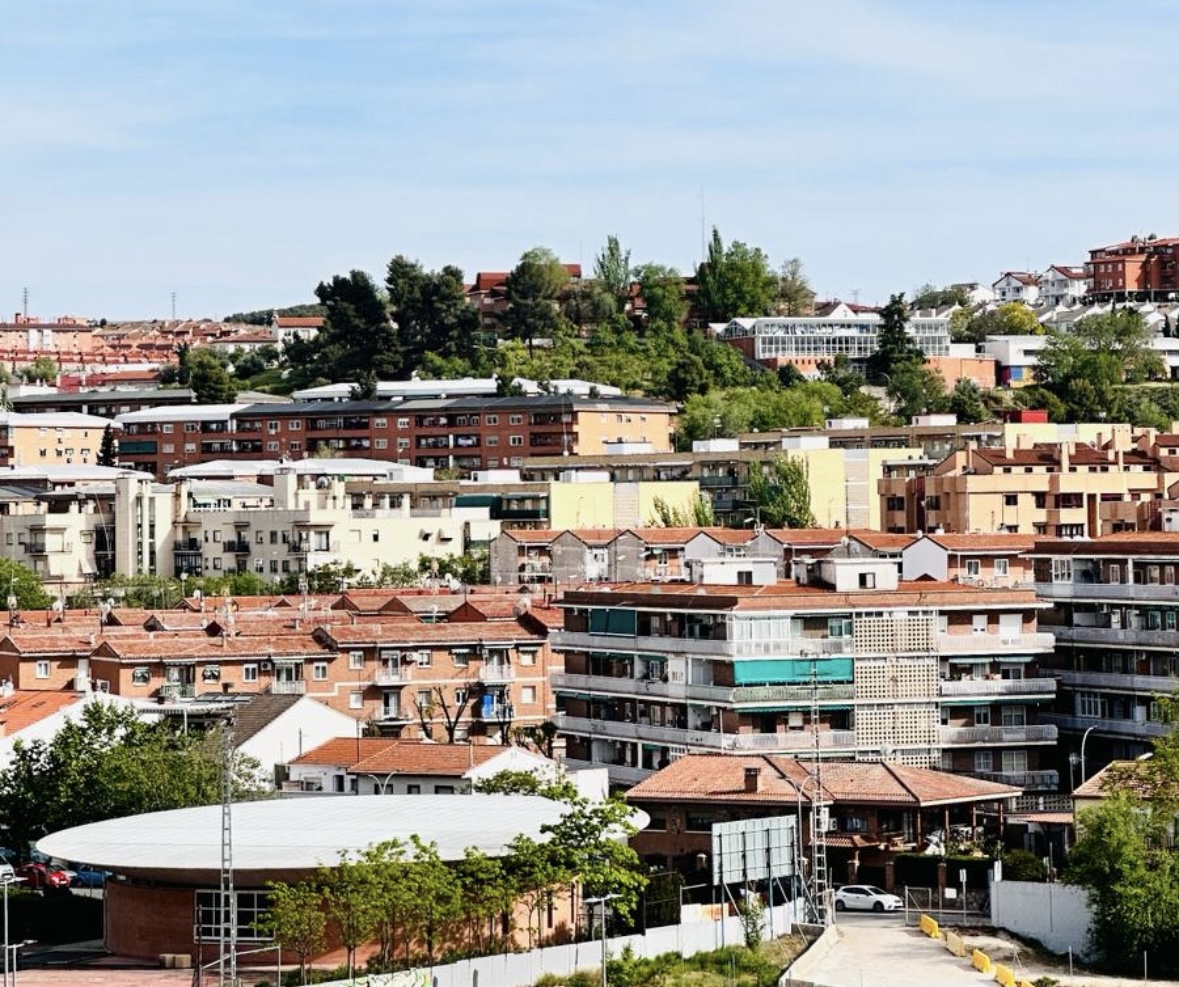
[95,679,110,693]
[260,661,273,672]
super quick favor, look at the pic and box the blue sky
[5,0,1178,320]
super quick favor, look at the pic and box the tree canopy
[0,557,53,610]
[746,455,816,528]
[867,293,921,384]
[187,349,237,404]
[313,270,402,382]
[694,228,779,322]
[504,248,570,355]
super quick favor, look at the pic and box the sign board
[711,815,796,886]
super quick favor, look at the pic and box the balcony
[374,666,410,687]
[476,702,514,721]
[553,630,735,657]
[938,678,1056,698]
[1052,625,1179,650]
[1040,712,1171,739]
[223,541,252,554]
[1037,581,1179,602]
[159,683,196,700]
[560,757,651,786]
[377,706,412,722]
[936,632,1055,656]
[270,681,307,695]
[966,769,1060,792]
[937,724,1058,746]
[558,714,857,752]
[477,663,515,685]
[1052,669,1178,694]
[550,672,854,707]
[174,539,202,554]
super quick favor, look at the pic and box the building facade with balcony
[550,549,1057,789]
[1029,532,1179,779]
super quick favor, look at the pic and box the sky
[5,0,1178,321]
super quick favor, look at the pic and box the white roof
[0,464,142,483]
[292,377,623,401]
[115,404,246,424]
[0,411,115,429]
[169,459,435,481]
[38,794,584,875]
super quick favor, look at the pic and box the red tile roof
[275,316,323,328]
[312,619,543,646]
[849,532,915,552]
[350,740,514,776]
[625,754,1020,807]
[0,690,86,737]
[927,533,1036,553]
[289,737,393,767]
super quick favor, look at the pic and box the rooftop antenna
[21,287,28,320]
[171,292,177,321]
[850,288,861,306]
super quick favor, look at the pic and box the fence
[903,885,991,926]
[303,903,807,987]
[990,879,1094,961]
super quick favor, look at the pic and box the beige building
[0,411,114,467]
[880,430,1179,536]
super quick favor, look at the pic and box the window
[397,418,409,429]
[374,418,387,428]
[965,559,981,577]
[828,616,853,638]
[1109,563,1121,583]
[453,687,468,705]
[195,890,271,943]
[519,649,537,667]
[349,691,364,709]
[203,664,221,682]
[857,572,875,589]
[509,414,523,425]
[521,685,537,704]
[486,435,499,447]
[35,660,49,679]
[509,435,523,446]
[452,648,469,667]
[243,664,258,683]
[994,559,1009,577]
[1077,691,1103,718]
[973,706,990,726]
[162,424,174,434]
[1003,494,1018,507]
[1001,749,1028,774]
[435,785,456,795]
[349,650,365,669]
[288,421,302,431]
[406,784,421,794]
[313,662,329,681]
[131,666,150,686]
[924,495,941,511]
[1051,559,1073,583]
[485,414,499,425]
[415,651,432,667]
[374,439,388,450]
[974,751,993,773]
[1000,706,1026,727]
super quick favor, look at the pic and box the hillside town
[3,225,1179,985]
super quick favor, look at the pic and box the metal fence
[902,885,991,926]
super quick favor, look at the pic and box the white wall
[0,693,146,769]
[901,537,947,581]
[239,698,359,785]
[990,880,1093,961]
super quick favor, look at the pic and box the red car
[15,862,70,889]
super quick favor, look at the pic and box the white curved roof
[38,794,586,875]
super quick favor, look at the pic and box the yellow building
[0,411,114,467]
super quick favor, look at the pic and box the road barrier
[972,948,993,974]
[942,929,966,957]
[993,962,1016,986]
[919,914,941,939]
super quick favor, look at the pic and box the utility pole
[219,718,237,987]
[171,292,177,321]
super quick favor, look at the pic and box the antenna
[21,287,28,320]
[850,288,861,306]
[171,292,177,321]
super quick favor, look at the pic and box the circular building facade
[39,794,587,962]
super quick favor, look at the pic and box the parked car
[15,862,70,890]
[833,885,903,912]
[70,865,112,889]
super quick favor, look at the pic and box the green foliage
[911,283,970,310]
[0,702,267,852]
[695,228,779,322]
[0,557,53,609]
[778,257,815,315]
[737,892,766,949]
[885,362,948,423]
[648,494,715,528]
[867,293,921,384]
[98,426,118,467]
[474,769,580,802]
[260,880,327,984]
[636,264,688,330]
[959,302,1043,343]
[311,270,401,385]
[19,355,58,384]
[677,381,861,445]
[69,571,266,609]
[225,303,325,326]
[593,235,632,310]
[187,348,237,403]
[747,455,817,528]
[947,378,989,423]
[320,852,384,980]
[1001,848,1047,882]
[505,248,571,355]
[386,255,480,369]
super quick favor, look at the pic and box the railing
[1037,581,1179,602]
[223,541,252,554]
[1040,712,1171,738]
[1053,625,1179,650]
[378,706,411,722]
[160,683,196,700]
[731,683,856,705]
[937,724,1058,745]
[966,769,1060,791]
[477,663,515,684]
[552,630,734,657]
[558,715,857,752]
[374,666,410,686]
[270,680,307,695]
[935,632,1055,655]
[550,672,855,707]
[560,757,652,785]
[938,678,1056,698]
[1052,669,1178,693]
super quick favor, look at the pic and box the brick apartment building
[1086,234,1179,302]
[115,394,676,477]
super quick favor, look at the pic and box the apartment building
[0,411,114,468]
[879,430,1179,536]
[114,395,675,478]
[1086,234,1179,301]
[1029,533,1179,779]
[0,590,559,738]
[1040,266,1089,307]
[992,273,1041,305]
[550,546,1057,789]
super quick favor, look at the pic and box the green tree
[593,234,632,310]
[778,257,815,315]
[885,362,948,422]
[947,378,988,423]
[313,270,401,382]
[187,349,237,404]
[694,228,779,322]
[400,837,462,963]
[0,702,266,852]
[321,852,382,980]
[635,264,688,330]
[19,356,58,384]
[504,248,570,355]
[746,455,816,528]
[98,426,118,467]
[0,557,52,610]
[867,293,920,384]
[386,256,480,370]
[961,302,1043,343]
[454,847,514,955]
[910,283,970,310]
[260,880,326,983]
[350,369,380,401]
[648,494,714,527]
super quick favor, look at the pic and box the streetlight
[1079,724,1097,785]
[2,875,27,987]
[583,893,617,987]
[794,773,828,926]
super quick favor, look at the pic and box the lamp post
[1079,724,1097,785]
[583,893,617,987]
[3,875,26,987]
[794,773,827,925]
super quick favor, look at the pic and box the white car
[833,884,903,912]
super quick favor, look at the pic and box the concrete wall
[990,880,1094,961]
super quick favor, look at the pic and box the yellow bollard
[972,949,993,974]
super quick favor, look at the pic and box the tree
[648,494,714,527]
[186,349,237,404]
[960,303,1043,343]
[320,852,382,980]
[413,686,471,743]
[261,880,326,983]
[947,378,988,423]
[0,702,266,853]
[313,270,401,382]
[593,235,632,310]
[910,283,970,310]
[635,264,688,330]
[454,847,514,954]
[386,256,480,370]
[19,356,57,385]
[398,837,462,964]
[0,557,52,610]
[504,248,570,355]
[349,369,379,401]
[694,228,778,322]
[885,362,948,422]
[746,455,816,528]
[97,426,118,467]
[817,353,865,397]
[867,293,920,384]
[778,257,815,315]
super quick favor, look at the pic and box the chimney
[1059,442,1070,473]
[744,766,762,793]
